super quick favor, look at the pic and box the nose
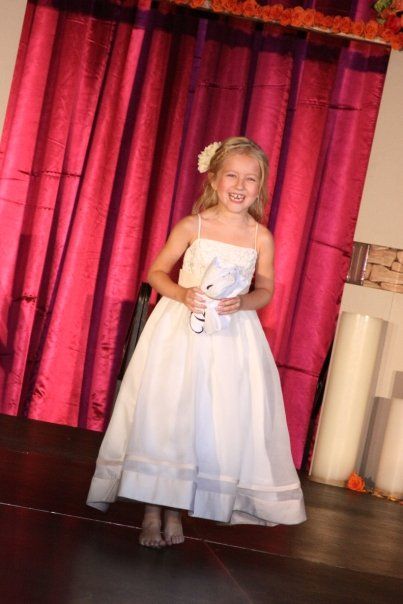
[235,177,244,189]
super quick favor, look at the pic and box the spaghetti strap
[197,214,202,241]
[254,222,258,251]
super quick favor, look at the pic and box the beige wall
[354,51,403,250]
[0,0,27,137]
[313,51,403,485]
[339,50,403,401]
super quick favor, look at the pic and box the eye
[247,177,257,182]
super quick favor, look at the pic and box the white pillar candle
[310,312,384,486]
[374,397,403,498]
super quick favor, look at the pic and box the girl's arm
[147,216,206,313]
[217,227,274,314]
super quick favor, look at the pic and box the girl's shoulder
[256,223,273,241]
[169,214,199,245]
[256,223,274,253]
[173,214,198,233]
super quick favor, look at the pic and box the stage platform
[0,413,401,603]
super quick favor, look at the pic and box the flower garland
[374,1,403,34]
[164,1,403,50]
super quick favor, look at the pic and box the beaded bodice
[179,238,257,292]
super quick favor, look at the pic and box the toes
[164,532,184,546]
[140,539,165,549]
[139,532,166,548]
[163,511,184,546]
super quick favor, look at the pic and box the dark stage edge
[0,414,402,604]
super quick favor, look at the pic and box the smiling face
[210,153,261,216]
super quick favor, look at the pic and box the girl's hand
[217,296,243,315]
[182,287,206,313]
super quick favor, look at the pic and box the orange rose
[380,8,392,19]
[280,8,292,26]
[210,0,222,12]
[189,0,205,7]
[271,3,284,21]
[231,1,243,16]
[381,27,393,41]
[254,5,263,19]
[261,6,272,22]
[291,6,304,27]
[324,15,334,29]
[385,14,402,33]
[227,0,237,14]
[340,16,352,34]
[391,33,403,49]
[351,19,365,36]
[314,11,325,27]
[365,19,379,39]
[219,0,232,11]
[242,0,257,18]
[332,15,343,33]
[346,472,366,493]
[303,8,316,28]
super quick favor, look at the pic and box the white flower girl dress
[87,216,306,526]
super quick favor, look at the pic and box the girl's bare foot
[164,508,184,545]
[139,504,166,548]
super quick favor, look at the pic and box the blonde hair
[192,136,269,222]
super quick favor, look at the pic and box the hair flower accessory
[197,141,221,173]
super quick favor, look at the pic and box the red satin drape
[0,1,389,467]
[0,0,200,426]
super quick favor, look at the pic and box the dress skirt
[87,291,306,527]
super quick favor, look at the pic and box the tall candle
[374,397,403,498]
[310,312,384,486]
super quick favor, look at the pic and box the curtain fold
[0,0,389,467]
[0,1,199,427]
[261,39,389,463]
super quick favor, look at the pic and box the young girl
[87,136,306,547]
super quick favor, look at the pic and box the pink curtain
[0,0,389,467]
[0,0,199,426]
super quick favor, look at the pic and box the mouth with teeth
[228,193,245,203]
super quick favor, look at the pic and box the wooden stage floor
[0,413,401,603]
